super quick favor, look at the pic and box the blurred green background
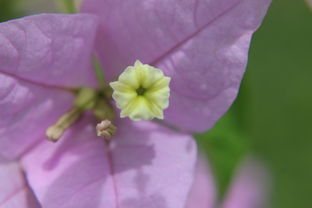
[1,0,311,207]
[198,0,312,207]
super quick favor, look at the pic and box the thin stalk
[58,0,77,13]
[92,55,107,89]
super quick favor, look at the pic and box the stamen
[96,120,117,140]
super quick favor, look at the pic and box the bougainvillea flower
[0,0,271,207]
[0,14,195,208]
[81,0,271,132]
[186,156,270,208]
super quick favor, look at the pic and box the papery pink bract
[0,14,97,87]
[21,118,196,208]
[81,0,271,132]
[185,154,216,208]
[186,156,270,208]
[0,160,41,208]
[221,159,270,208]
[0,74,73,159]
[0,14,98,159]
[0,14,197,208]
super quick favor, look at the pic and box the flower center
[136,86,146,96]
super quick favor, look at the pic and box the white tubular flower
[110,60,171,121]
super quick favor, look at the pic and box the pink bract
[0,14,98,160]
[186,156,270,208]
[0,14,196,208]
[0,160,41,207]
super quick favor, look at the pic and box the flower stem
[58,0,77,13]
[92,56,108,89]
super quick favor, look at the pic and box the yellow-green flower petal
[110,60,171,121]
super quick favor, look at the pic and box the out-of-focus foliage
[59,0,77,13]
[198,0,312,207]
[0,0,57,20]
[247,1,312,208]
[0,0,22,22]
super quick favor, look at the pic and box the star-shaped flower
[110,60,171,120]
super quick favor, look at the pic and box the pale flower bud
[96,120,117,139]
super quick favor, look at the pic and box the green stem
[92,55,107,89]
[58,0,77,13]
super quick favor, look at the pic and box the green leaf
[0,0,22,22]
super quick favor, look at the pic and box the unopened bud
[46,126,64,142]
[96,120,117,140]
[46,107,82,142]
